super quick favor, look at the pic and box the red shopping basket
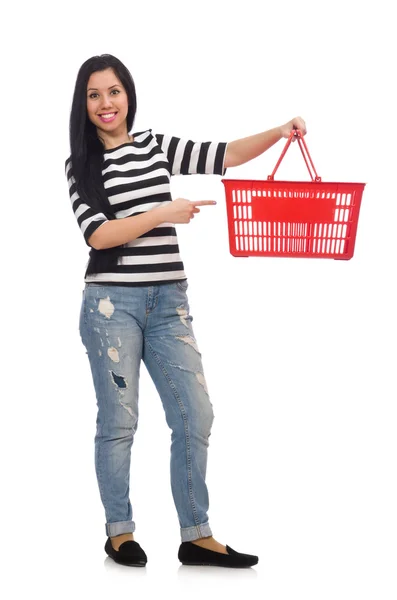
[221,129,366,259]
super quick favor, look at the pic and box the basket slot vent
[232,218,350,255]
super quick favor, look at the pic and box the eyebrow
[87,84,121,92]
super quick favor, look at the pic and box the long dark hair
[68,54,137,275]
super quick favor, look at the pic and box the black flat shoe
[178,541,258,568]
[105,537,147,566]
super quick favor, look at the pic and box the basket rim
[221,178,366,186]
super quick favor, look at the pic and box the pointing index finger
[190,200,217,206]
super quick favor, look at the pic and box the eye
[88,89,120,99]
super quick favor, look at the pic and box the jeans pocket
[176,279,188,292]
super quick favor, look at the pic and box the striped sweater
[65,129,227,285]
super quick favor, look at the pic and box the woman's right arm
[90,199,217,250]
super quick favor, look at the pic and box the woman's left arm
[224,116,307,168]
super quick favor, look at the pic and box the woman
[65,53,306,568]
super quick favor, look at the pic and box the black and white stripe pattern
[65,129,227,285]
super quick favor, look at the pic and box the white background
[2,0,396,598]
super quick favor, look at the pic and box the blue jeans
[79,280,214,542]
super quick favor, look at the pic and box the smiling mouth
[98,112,118,120]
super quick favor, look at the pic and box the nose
[100,94,114,109]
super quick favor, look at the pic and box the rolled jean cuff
[180,522,212,542]
[105,520,136,537]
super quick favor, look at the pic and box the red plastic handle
[267,128,322,182]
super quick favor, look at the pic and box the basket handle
[267,127,322,182]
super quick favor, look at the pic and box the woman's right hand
[159,198,217,224]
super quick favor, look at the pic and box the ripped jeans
[79,279,214,542]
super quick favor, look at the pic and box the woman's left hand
[279,116,307,142]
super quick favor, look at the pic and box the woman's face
[86,68,129,134]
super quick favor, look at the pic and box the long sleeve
[65,157,109,247]
[154,133,228,176]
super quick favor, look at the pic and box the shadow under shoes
[105,537,147,566]
[178,542,258,568]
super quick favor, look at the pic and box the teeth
[100,113,116,118]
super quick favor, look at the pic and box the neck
[97,128,133,150]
